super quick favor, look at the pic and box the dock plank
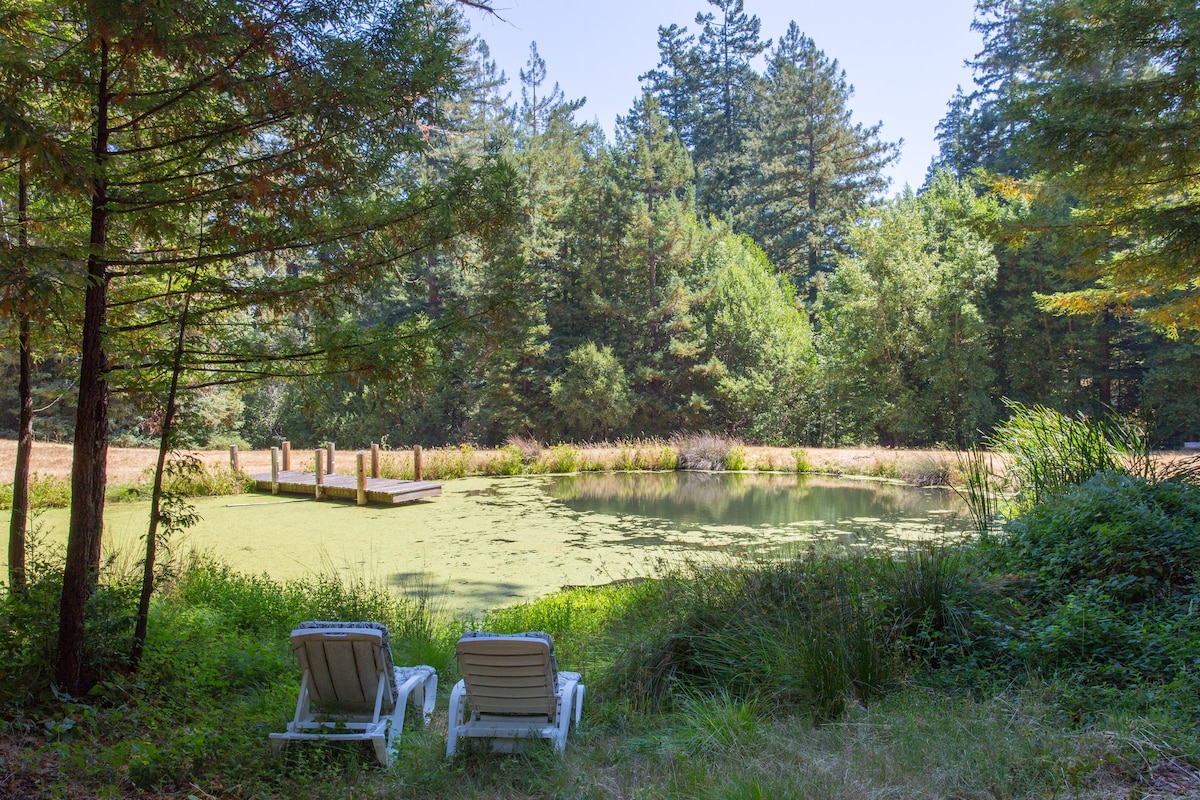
[251,470,442,505]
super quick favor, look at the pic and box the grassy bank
[0,436,967,507]
[2,469,1199,798]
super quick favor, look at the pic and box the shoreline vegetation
[0,436,981,512]
[3,424,1200,798]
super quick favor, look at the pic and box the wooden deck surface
[251,470,442,505]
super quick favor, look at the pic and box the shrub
[673,432,743,471]
[482,445,524,476]
[1002,471,1200,605]
[724,445,747,471]
[0,474,71,510]
[505,434,544,464]
[166,463,253,497]
[534,444,583,474]
[424,444,476,480]
[792,449,813,473]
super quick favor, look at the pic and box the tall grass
[955,444,1003,533]
[0,474,71,509]
[989,400,1133,506]
[532,443,584,473]
[672,433,743,471]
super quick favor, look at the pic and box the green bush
[1002,471,1200,605]
[982,471,1200,689]
[534,444,583,474]
[482,445,524,476]
[0,474,71,510]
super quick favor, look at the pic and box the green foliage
[818,174,998,447]
[602,548,992,723]
[1004,472,1200,606]
[615,439,678,471]
[976,0,1200,331]
[739,22,897,294]
[481,445,524,476]
[425,445,476,481]
[0,474,70,510]
[954,445,1004,533]
[549,342,634,442]
[723,445,747,471]
[701,234,815,443]
[0,542,139,702]
[988,400,1133,507]
[534,444,584,474]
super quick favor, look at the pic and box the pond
[5,472,969,618]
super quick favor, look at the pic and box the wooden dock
[251,470,442,505]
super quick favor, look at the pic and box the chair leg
[418,671,438,725]
[446,680,466,757]
[372,734,389,767]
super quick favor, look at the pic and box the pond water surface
[5,472,969,617]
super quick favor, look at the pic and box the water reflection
[544,471,969,547]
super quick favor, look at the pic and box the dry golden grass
[0,440,275,483]
[1,438,964,484]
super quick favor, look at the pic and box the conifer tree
[687,0,769,218]
[1,0,513,693]
[740,23,897,301]
[976,0,1200,332]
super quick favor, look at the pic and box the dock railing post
[370,443,380,479]
[315,449,325,500]
[326,442,335,474]
[270,447,279,495]
[357,451,367,506]
[229,444,239,472]
[281,440,291,471]
[413,445,423,481]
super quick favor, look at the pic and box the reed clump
[672,432,744,471]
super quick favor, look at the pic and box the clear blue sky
[465,0,983,194]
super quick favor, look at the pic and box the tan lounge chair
[269,621,437,766]
[446,631,584,756]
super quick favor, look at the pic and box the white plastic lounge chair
[269,621,437,766]
[446,631,584,756]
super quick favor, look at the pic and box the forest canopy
[3,0,1199,458]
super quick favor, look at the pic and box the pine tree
[688,0,769,218]
[740,23,897,301]
[640,24,699,143]
[976,0,1200,331]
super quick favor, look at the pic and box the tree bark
[130,263,196,669]
[56,38,111,695]
[8,161,32,596]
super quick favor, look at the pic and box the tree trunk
[130,262,196,669]
[8,162,31,596]
[56,38,111,695]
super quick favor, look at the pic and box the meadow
[1,430,1199,799]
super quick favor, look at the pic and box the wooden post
[370,443,380,479]
[229,444,239,472]
[281,440,291,471]
[413,444,423,481]
[357,451,367,506]
[315,449,325,500]
[326,442,335,474]
[270,447,279,495]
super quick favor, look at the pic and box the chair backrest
[456,632,559,721]
[291,621,395,714]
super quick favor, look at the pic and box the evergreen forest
[3,0,1200,455]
